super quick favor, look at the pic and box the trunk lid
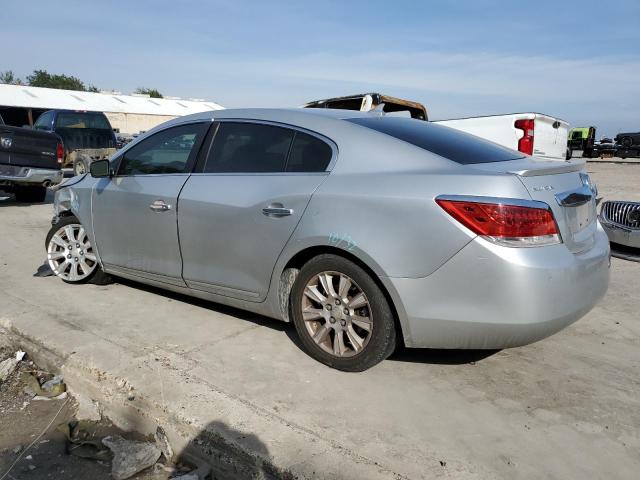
[0,125,60,170]
[471,158,597,253]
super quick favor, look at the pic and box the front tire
[290,254,396,371]
[45,216,109,284]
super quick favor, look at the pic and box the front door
[92,122,209,285]
[178,121,335,301]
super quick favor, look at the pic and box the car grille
[600,201,640,230]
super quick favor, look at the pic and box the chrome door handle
[262,206,293,217]
[149,200,171,212]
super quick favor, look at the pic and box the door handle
[149,200,171,212]
[262,205,293,217]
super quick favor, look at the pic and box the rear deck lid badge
[533,185,554,192]
[1,137,12,149]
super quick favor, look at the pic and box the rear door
[178,121,334,301]
[92,122,209,285]
[533,114,569,160]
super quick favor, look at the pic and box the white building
[0,84,224,134]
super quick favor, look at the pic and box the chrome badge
[0,137,12,149]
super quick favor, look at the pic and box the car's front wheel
[45,216,108,284]
[290,254,397,371]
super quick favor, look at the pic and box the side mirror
[90,159,111,178]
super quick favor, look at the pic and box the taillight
[514,119,534,155]
[436,197,561,247]
[56,142,64,164]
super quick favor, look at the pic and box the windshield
[347,117,525,164]
[56,112,111,130]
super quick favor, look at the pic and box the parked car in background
[568,126,596,158]
[435,113,571,161]
[303,94,571,161]
[46,108,609,371]
[615,132,640,148]
[0,112,63,202]
[614,132,640,159]
[599,200,640,250]
[33,110,117,175]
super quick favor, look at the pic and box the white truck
[434,113,571,161]
[303,94,571,161]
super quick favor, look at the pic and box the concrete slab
[1,165,639,479]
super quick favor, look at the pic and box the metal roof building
[0,84,224,134]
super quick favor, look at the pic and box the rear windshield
[347,117,524,164]
[56,112,111,130]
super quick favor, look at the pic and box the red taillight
[436,198,560,247]
[56,142,64,164]
[514,119,534,155]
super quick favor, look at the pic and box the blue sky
[2,0,639,136]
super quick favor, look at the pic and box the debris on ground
[0,350,25,382]
[33,261,54,277]
[1,345,204,480]
[154,426,174,463]
[21,370,67,400]
[102,435,161,480]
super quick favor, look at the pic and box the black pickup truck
[0,113,63,202]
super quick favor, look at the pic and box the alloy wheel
[47,223,97,281]
[301,271,373,357]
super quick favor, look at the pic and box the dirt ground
[0,345,191,480]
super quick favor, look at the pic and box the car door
[92,121,209,286]
[178,121,335,301]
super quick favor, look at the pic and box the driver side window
[118,123,208,175]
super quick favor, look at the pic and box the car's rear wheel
[73,157,89,176]
[45,216,109,284]
[290,254,396,371]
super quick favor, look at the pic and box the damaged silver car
[47,108,610,371]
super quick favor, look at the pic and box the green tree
[26,70,88,91]
[0,70,23,85]
[134,87,163,98]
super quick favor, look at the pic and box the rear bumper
[0,165,63,186]
[600,217,640,248]
[388,226,610,349]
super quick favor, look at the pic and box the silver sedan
[46,109,610,371]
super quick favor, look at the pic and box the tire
[45,215,111,284]
[620,137,633,148]
[290,254,396,371]
[566,147,572,160]
[14,185,47,203]
[73,157,90,176]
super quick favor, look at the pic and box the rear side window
[34,111,54,130]
[286,132,333,172]
[204,122,294,173]
[56,112,111,130]
[118,123,208,175]
[347,117,524,164]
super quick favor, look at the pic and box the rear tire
[14,185,47,203]
[73,157,89,176]
[290,254,396,372]
[45,215,112,285]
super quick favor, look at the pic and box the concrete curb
[0,317,444,480]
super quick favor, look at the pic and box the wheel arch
[277,244,411,347]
